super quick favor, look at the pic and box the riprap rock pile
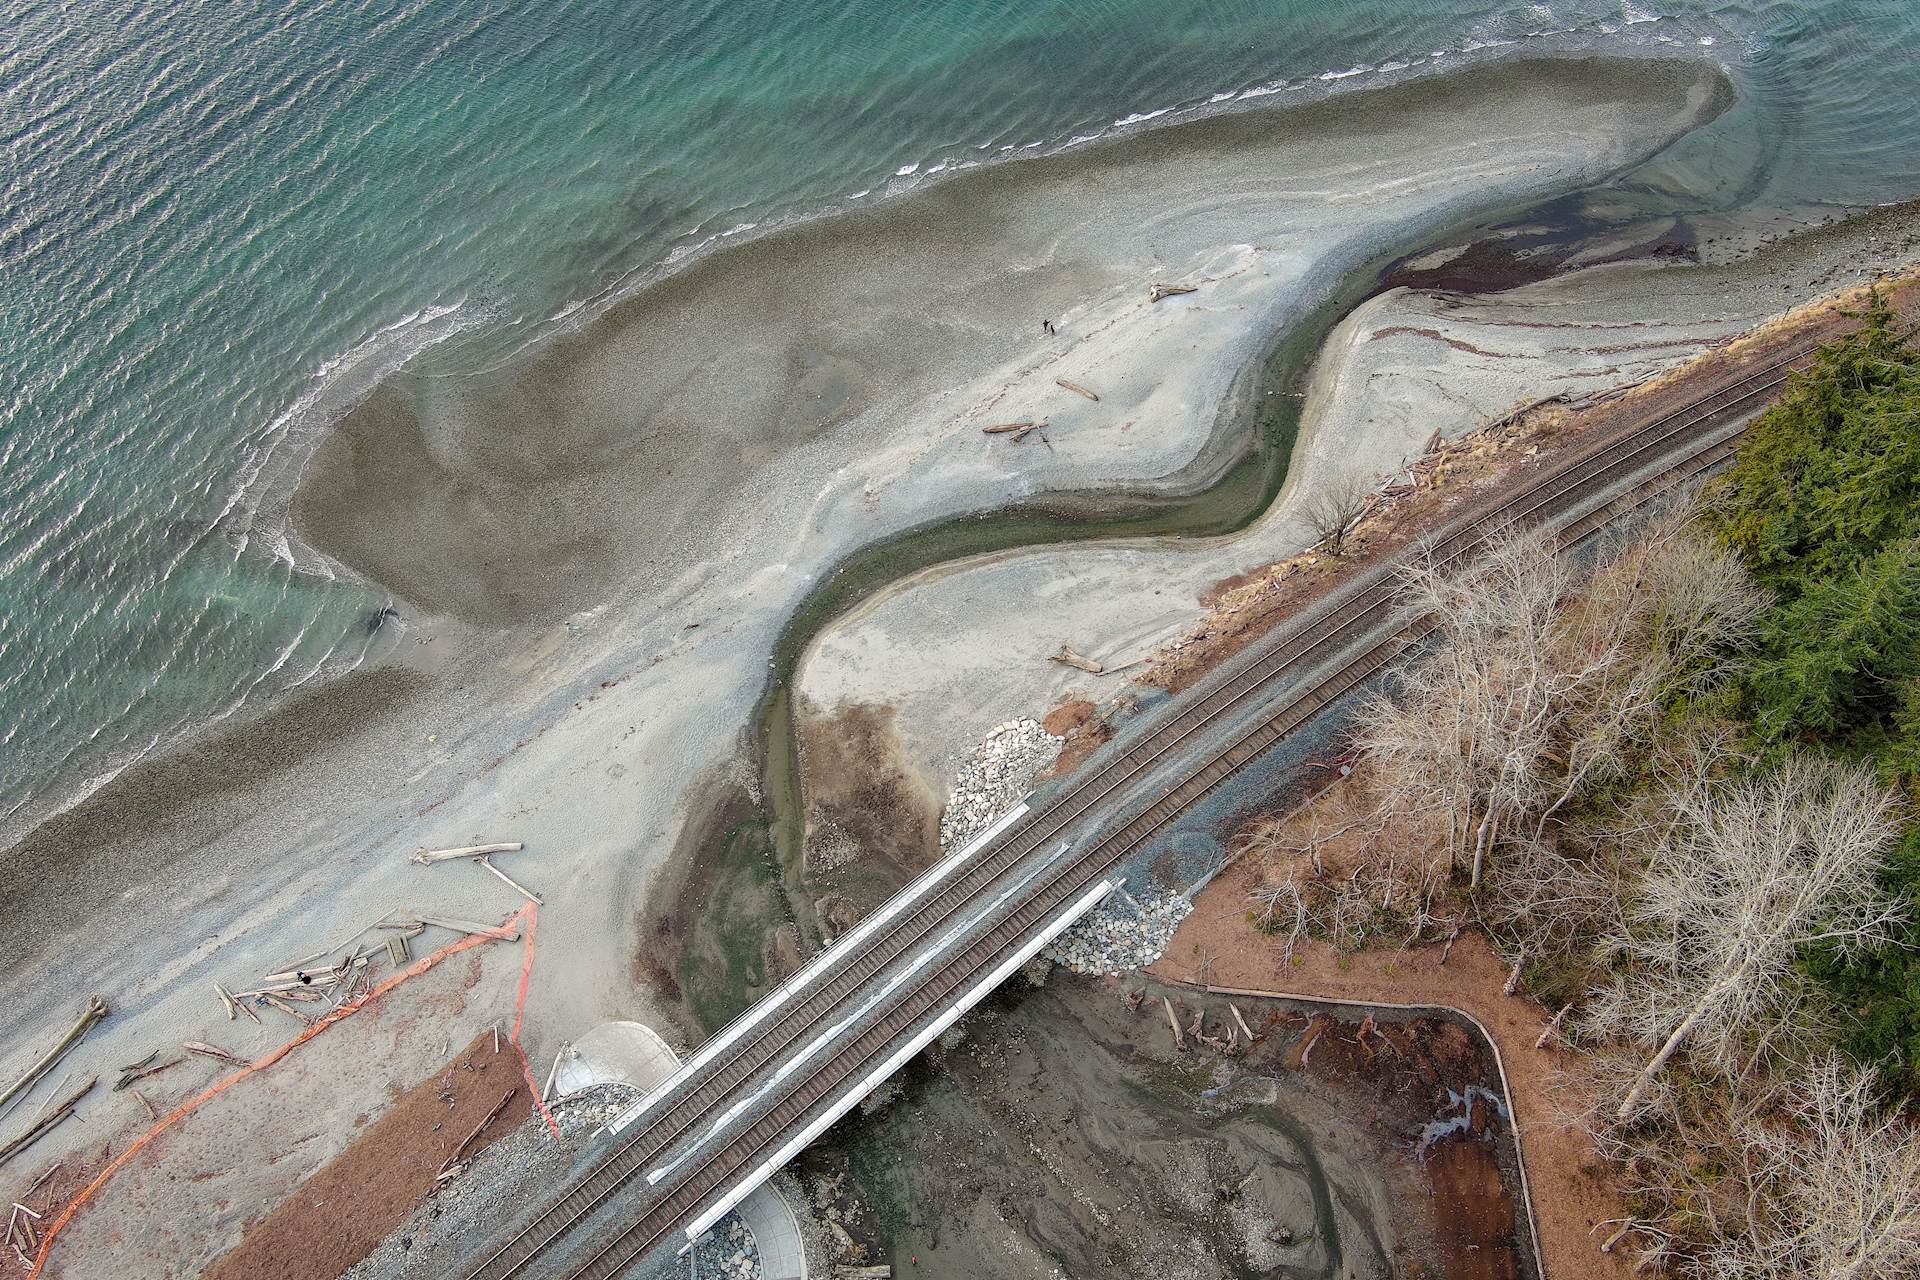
[1043,888,1193,975]
[938,718,1061,852]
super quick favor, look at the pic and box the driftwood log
[1536,1003,1573,1051]
[441,1087,519,1172]
[0,998,107,1115]
[1148,282,1197,303]
[1049,644,1105,674]
[418,915,521,942]
[0,1078,95,1170]
[411,842,524,866]
[183,1041,249,1069]
[1054,377,1099,402]
[1162,997,1185,1051]
[477,855,542,905]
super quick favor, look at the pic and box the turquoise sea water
[4,0,1920,839]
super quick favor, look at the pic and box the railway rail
[464,340,1818,1280]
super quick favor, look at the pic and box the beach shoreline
[0,51,1826,1277]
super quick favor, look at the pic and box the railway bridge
[460,346,1811,1279]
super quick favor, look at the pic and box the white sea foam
[894,162,919,176]
[1113,106,1172,127]
[215,297,485,580]
[1319,64,1374,81]
[1623,3,1660,24]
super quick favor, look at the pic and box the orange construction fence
[29,901,558,1278]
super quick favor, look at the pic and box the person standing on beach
[1041,318,1056,336]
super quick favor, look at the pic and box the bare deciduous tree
[1700,1054,1920,1280]
[1531,513,1768,840]
[1300,471,1374,557]
[1360,514,1767,893]
[1362,530,1573,886]
[1581,755,1905,1121]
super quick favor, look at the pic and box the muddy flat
[797,973,1525,1279]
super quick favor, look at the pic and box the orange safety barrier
[29,901,553,1278]
[510,902,562,1140]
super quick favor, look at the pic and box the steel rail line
[469,341,1816,1280]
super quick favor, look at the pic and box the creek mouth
[790,975,1529,1280]
[662,182,1720,1036]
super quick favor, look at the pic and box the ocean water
[3,0,1919,840]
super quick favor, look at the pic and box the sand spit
[0,55,1743,1276]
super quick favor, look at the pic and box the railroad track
[465,341,1817,1280]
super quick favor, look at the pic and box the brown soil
[1038,697,1115,781]
[1152,883,1633,1280]
[1141,270,1920,695]
[1268,1003,1523,1279]
[796,701,939,878]
[1423,1097,1522,1280]
[201,1033,528,1280]
[1039,699,1096,737]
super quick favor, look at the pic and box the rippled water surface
[3,0,1919,836]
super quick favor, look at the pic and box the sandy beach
[793,203,1920,807]
[11,50,1900,1277]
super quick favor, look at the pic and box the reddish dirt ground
[201,1032,529,1280]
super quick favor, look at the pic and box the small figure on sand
[1041,318,1056,336]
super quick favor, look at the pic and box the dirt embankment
[203,1033,529,1280]
[1134,269,1920,698]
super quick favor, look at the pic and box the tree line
[1243,293,1920,1279]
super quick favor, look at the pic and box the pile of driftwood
[157,845,536,1090]
[7,1188,51,1266]
[0,840,534,1206]
[1123,990,1262,1056]
[0,998,108,1173]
